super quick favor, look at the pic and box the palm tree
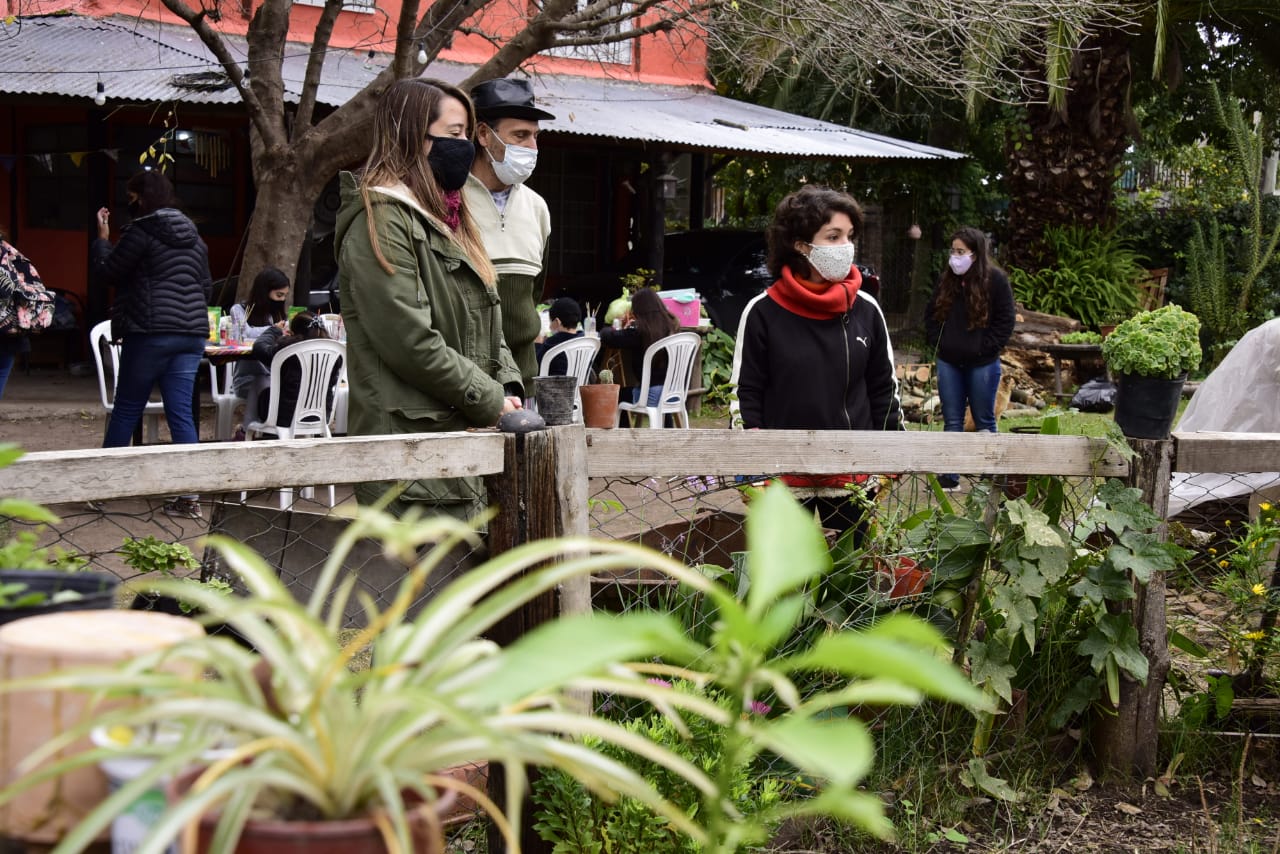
[1003,1,1280,272]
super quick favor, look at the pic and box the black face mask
[126,200,143,217]
[426,136,475,192]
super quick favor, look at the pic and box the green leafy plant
[1101,304,1202,378]
[0,486,985,853]
[1009,224,1147,329]
[532,681,788,853]
[0,444,89,609]
[1184,85,1280,367]
[119,536,199,577]
[119,535,232,614]
[1059,331,1103,345]
[1207,501,1280,683]
[699,326,736,407]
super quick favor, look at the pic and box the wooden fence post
[1094,436,1174,779]
[483,424,590,853]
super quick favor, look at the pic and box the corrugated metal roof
[0,14,962,161]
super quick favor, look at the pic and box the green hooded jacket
[334,172,522,516]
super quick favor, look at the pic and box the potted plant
[0,488,984,853]
[0,445,117,625]
[1101,304,1202,439]
[122,535,232,615]
[579,368,621,428]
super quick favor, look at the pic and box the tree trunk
[1093,437,1173,779]
[236,150,332,303]
[1003,26,1135,272]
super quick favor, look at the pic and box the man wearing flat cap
[464,77,555,395]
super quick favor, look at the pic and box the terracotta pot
[167,767,458,854]
[872,556,931,600]
[580,383,620,428]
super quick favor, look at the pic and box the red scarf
[767,265,862,319]
[442,190,462,232]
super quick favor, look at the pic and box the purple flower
[747,700,772,716]
[647,678,673,689]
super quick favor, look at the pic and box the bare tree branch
[294,0,345,134]
[244,0,293,150]
[156,0,276,145]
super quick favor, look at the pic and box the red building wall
[16,0,709,87]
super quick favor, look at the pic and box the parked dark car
[664,229,880,336]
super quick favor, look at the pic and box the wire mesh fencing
[1163,470,1280,708]
[582,440,1280,789]
[3,481,488,627]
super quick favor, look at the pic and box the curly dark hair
[765,186,864,280]
[932,226,999,330]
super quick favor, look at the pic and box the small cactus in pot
[582,368,621,427]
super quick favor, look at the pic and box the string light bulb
[363,48,376,70]
[93,80,106,106]
[416,41,427,64]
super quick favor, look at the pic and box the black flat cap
[471,78,555,122]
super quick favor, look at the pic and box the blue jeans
[630,385,664,406]
[104,333,206,447]
[936,358,1000,486]
[0,352,12,400]
[937,358,1001,433]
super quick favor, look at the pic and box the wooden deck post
[1094,436,1174,779]
[483,424,589,853]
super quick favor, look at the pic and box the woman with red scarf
[730,185,902,540]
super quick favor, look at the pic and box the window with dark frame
[534,0,635,65]
[111,126,236,237]
[24,125,90,230]
[528,147,603,277]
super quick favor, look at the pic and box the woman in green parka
[336,78,524,521]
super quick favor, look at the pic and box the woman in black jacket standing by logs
[924,226,1016,489]
[93,171,212,516]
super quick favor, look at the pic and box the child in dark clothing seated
[534,297,584,376]
[250,311,341,425]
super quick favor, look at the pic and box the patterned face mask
[806,242,855,282]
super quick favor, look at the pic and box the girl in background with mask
[923,227,1015,489]
[334,78,523,522]
[730,185,902,542]
[228,266,290,400]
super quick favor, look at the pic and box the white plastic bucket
[93,742,176,854]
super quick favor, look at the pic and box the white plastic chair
[244,339,346,508]
[208,361,239,441]
[536,336,600,423]
[89,320,164,443]
[617,331,700,429]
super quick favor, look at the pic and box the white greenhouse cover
[1168,316,1280,517]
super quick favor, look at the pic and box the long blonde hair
[359,78,496,286]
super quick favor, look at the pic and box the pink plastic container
[661,295,702,327]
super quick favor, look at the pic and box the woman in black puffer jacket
[92,171,211,512]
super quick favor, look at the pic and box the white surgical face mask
[806,242,855,282]
[487,131,538,186]
[949,253,974,276]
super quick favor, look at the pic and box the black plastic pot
[1113,373,1186,440]
[0,570,119,626]
[534,375,577,426]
